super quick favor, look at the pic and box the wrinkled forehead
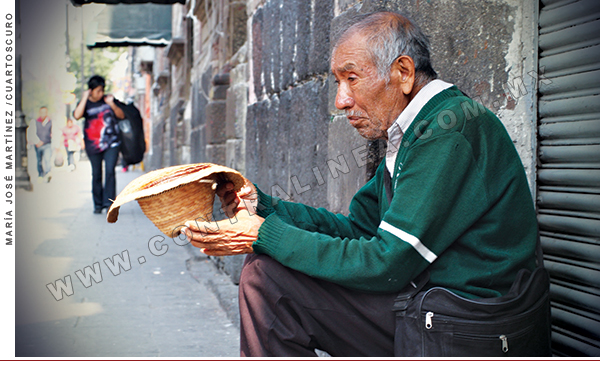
[331,33,373,73]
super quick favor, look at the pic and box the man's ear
[391,55,416,95]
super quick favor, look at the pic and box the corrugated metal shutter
[538,0,600,356]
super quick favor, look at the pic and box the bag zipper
[416,282,546,356]
[425,317,511,354]
[425,311,434,329]
[499,335,508,353]
[422,295,514,355]
[418,286,545,330]
[424,311,513,354]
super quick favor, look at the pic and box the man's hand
[216,178,258,218]
[183,210,264,256]
[35,141,44,148]
[104,94,125,119]
[73,89,91,120]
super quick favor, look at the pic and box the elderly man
[184,11,539,357]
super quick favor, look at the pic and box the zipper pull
[425,311,434,329]
[499,335,508,353]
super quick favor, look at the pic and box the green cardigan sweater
[251,86,537,299]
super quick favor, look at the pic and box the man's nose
[335,84,354,110]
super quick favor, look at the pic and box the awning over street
[70,0,184,6]
[85,3,174,48]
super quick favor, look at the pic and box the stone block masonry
[246,0,343,211]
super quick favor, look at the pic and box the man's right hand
[216,178,257,218]
[73,89,91,120]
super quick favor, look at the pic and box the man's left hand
[183,210,264,256]
[104,94,115,104]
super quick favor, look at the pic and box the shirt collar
[37,117,50,125]
[385,79,454,175]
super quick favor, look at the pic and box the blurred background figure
[61,117,84,171]
[73,75,125,214]
[27,106,54,183]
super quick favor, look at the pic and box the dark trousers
[239,253,397,357]
[88,146,119,210]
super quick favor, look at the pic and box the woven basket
[107,163,246,237]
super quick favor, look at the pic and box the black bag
[392,245,552,357]
[116,100,146,165]
[384,167,551,356]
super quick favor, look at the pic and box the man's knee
[239,253,297,304]
[239,253,277,292]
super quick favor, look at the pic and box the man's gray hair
[334,11,438,85]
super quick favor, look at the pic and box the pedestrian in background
[61,117,84,171]
[73,75,125,214]
[27,106,54,183]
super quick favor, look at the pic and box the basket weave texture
[106,163,246,237]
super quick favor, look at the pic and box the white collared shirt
[385,79,454,176]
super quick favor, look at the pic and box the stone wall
[147,45,170,172]
[245,0,370,212]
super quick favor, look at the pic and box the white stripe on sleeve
[379,221,437,263]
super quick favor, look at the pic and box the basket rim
[106,163,246,224]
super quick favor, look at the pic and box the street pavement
[15,156,240,357]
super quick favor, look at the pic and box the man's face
[89,86,105,102]
[331,32,408,140]
[38,107,48,119]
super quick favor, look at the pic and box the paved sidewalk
[15,160,240,357]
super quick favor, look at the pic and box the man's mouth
[347,116,366,128]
